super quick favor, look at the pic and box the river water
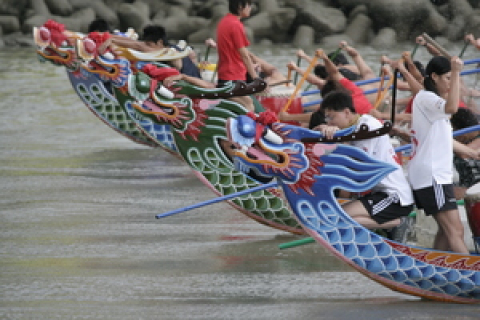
[1,46,480,319]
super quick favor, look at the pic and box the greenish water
[1,46,479,319]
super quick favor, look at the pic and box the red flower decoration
[256,110,278,126]
[246,111,256,121]
[87,31,111,46]
[245,110,278,142]
[141,64,180,81]
[43,19,65,33]
[42,19,67,47]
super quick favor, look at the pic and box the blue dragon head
[226,112,396,198]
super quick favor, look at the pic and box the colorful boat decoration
[34,20,177,149]
[35,20,312,235]
[124,72,304,234]
[71,33,309,234]
[226,113,480,304]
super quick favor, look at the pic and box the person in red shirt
[215,0,260,112]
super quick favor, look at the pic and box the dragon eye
[237,115,256,139]
[262,127,283,144]
[136,73,151,94]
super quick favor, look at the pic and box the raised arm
[341,41,375,79]
[109,34,150,52]
[416,35,441,57]
[389,57,423,95]
[296,49,316,65]
[287,61,325,88]
[445,56,463,114]
[402,51,424,83]
[320,50,342,81]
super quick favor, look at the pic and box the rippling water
[1,46,480,319]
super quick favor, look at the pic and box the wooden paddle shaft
[422,33,452,59]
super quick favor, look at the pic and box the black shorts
[359,192,413,224]
[413,182,457,216]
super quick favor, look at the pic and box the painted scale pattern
[70,71,157,147]
[81,57,178,153]
[291,194,480,302]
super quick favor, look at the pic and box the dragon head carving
[227,112,395,196]
[34,20,80,69]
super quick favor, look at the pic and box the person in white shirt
[408,55,469,254]
[315,90,415,231]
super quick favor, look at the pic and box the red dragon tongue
[247,146,273,161]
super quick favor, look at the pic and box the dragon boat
[34,20,184,152]
[225,112,480,303]
[65,29,309,235]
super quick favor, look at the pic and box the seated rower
[316,90,415,232]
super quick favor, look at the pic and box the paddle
[459,40,470,58]
[410,43,420,59]
[269,80,292,87]
[155,182,278,219]
[373,67,388,109]
[199,40,214,73]
[293,54,301,85]
[328,46,343,62]
[282,49,322,113]
[422,32,452,58]
[204,45,211,62]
